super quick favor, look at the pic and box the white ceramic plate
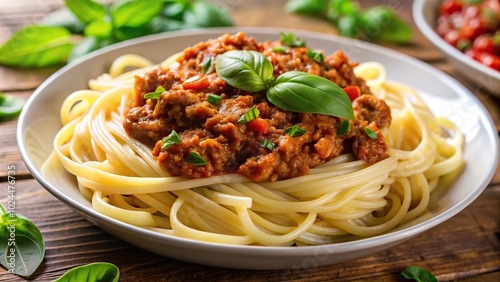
[413,0,500,96]
[17,27,499,270]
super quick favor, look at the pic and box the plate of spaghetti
[18,27,498,270]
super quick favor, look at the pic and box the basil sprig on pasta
[215,50,354,120]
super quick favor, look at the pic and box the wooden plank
[0,179,498,281]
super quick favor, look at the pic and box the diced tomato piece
[342,86,361,101]
[247,118,268,134]
[182,75,210,90]
[440,0,463,15]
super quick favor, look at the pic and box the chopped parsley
[285,124,306,137]
[238,106,259,124]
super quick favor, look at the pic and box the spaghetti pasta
[42,33,465,246]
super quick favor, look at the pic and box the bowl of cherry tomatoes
[413,0,500,96]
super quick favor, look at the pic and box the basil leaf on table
[162,0,190,21]
[267,71,355,120]
[401,266,437,282]
[64,0,107,25]
[0,204,45,277]
[0,93,25,121]
[110,0,163,28]
[215,50,274,92]
[54,262,120,282]
[183,1,233,27]
[326,0,360,23]
[285,0,328,16]
[337,12,363,38]
[361,6,412,44]
[0,26,73,68]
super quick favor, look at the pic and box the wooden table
[0,1,499,281]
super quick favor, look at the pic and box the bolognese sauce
[123,32,391,182]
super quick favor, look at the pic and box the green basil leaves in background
[54,262,120,282]
[0,26,73,67]
[0,93,25,121]
[401,266,438,282]
[0,0,233,68]
[216,50,354,120]
[0,204,45,277]
[285,0,412,44]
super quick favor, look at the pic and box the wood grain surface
[0,0,499,281]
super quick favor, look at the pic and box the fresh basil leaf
[185,152,208,166]
[401,266,437,282]
[41,7,86,34]
[306,49,324,63]
[0,205,45,277]
[285,0,328,16]
[207,93,221,106]
[161,130,181,149]
[364,127,378,139]
[336,119,351,136]
[0,93,25,121]
[84,19,113,39]
[144,86,166,100]
[183,1,233,27]
[238,106,259,124]
[259,138,275,150]
[284,124,306,137]
[54,262,120,282]
[267,71,354,120]
[361,6,412,43]
[280,32,306,47]
[64,0,107,25]
[0,26,73,68]
[215,50,274,92]
[110,0,163,28]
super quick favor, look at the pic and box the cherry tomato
[477,52,500,71]
[444,30,460,46]
[440,0,463,15]
[460,17,489,41]
[472,34,496,54]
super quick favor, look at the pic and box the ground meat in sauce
[123,32,392,182]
